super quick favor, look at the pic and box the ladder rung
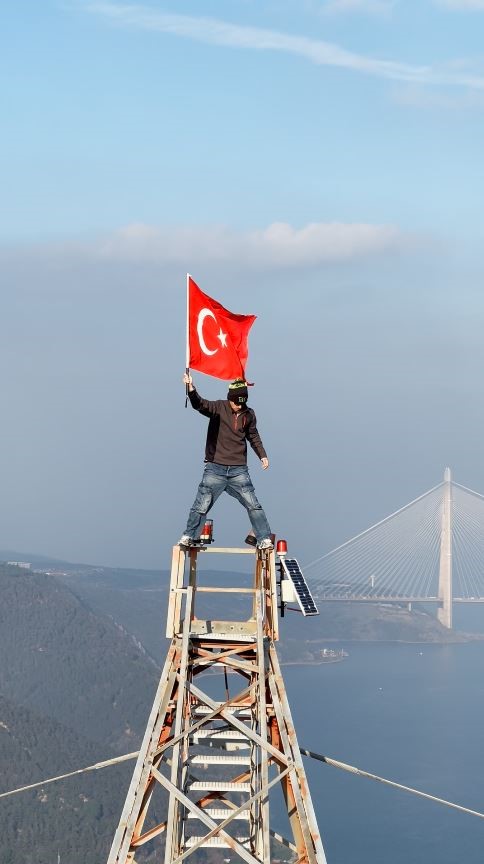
[190,729,248,741]
[191,754,251,765]
[187,808,250,821]
[191,741,250,752]
[185,835,250,849]
[188,781,251,792]
[192,705,252,717]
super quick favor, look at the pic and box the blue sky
[2,0,484,567]
[3,0,484,238]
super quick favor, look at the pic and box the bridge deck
[319,596,484,603]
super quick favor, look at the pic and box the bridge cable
[304,482,444,568]
[303,479,484,601]
[305,485,443,600]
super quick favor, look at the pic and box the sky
[1,0,484,569]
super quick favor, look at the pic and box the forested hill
[55,561,249,664]
[0,561,168,862]
[0,563,159,750]
[0,694,132,864]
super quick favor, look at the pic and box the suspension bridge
[304,468,484,629]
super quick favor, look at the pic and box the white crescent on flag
[197,308,218,356]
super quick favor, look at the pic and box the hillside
[55,563,171,664]
[0,563,160,751]
[55,560,252,663]
[0,562,168,863]
[0,695,131,864]
[277,599,484,664]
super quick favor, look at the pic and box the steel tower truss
[107,544,327,864]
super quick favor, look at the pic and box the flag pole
[185,273,190,407]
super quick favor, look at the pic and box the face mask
[227,388,248,404]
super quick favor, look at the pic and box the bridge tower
[437,467,453,629]
[107,542,327,864]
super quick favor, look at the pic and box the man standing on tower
[178,373,273,550]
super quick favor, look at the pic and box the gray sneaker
[257,538,274,550]
[178,535,195,547]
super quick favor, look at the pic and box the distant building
[7,561,32,569]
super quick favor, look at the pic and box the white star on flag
[217,328,228,348]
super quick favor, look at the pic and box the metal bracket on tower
[107,543,327,864]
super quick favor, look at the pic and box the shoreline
[279,635,484,665]
[282,659,346,666]
[305,632,484,646]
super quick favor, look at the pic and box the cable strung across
[2,746,484,823]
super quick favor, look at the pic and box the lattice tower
[107,544,327,864]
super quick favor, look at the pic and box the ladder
[107,543,327,863]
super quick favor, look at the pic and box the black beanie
[227,379,248,405]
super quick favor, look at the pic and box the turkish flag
[188,276,256,380]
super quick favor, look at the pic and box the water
[281,641,484,864]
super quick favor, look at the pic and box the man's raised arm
[182,373,221,416]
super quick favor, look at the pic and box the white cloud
[0,222,407,270]
[96,221,403,267]
[84,2,484,90]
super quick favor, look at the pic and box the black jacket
[188,389,267,466]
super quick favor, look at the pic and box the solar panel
[280,557,319,616]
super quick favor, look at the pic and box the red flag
[187,276,256,381]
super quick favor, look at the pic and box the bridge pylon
[437,467,453,629]
[107,543,327,864]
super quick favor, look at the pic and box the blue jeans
[184,463,272,542]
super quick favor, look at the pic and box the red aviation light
[276,539,288,556]
[200,519,214,544]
